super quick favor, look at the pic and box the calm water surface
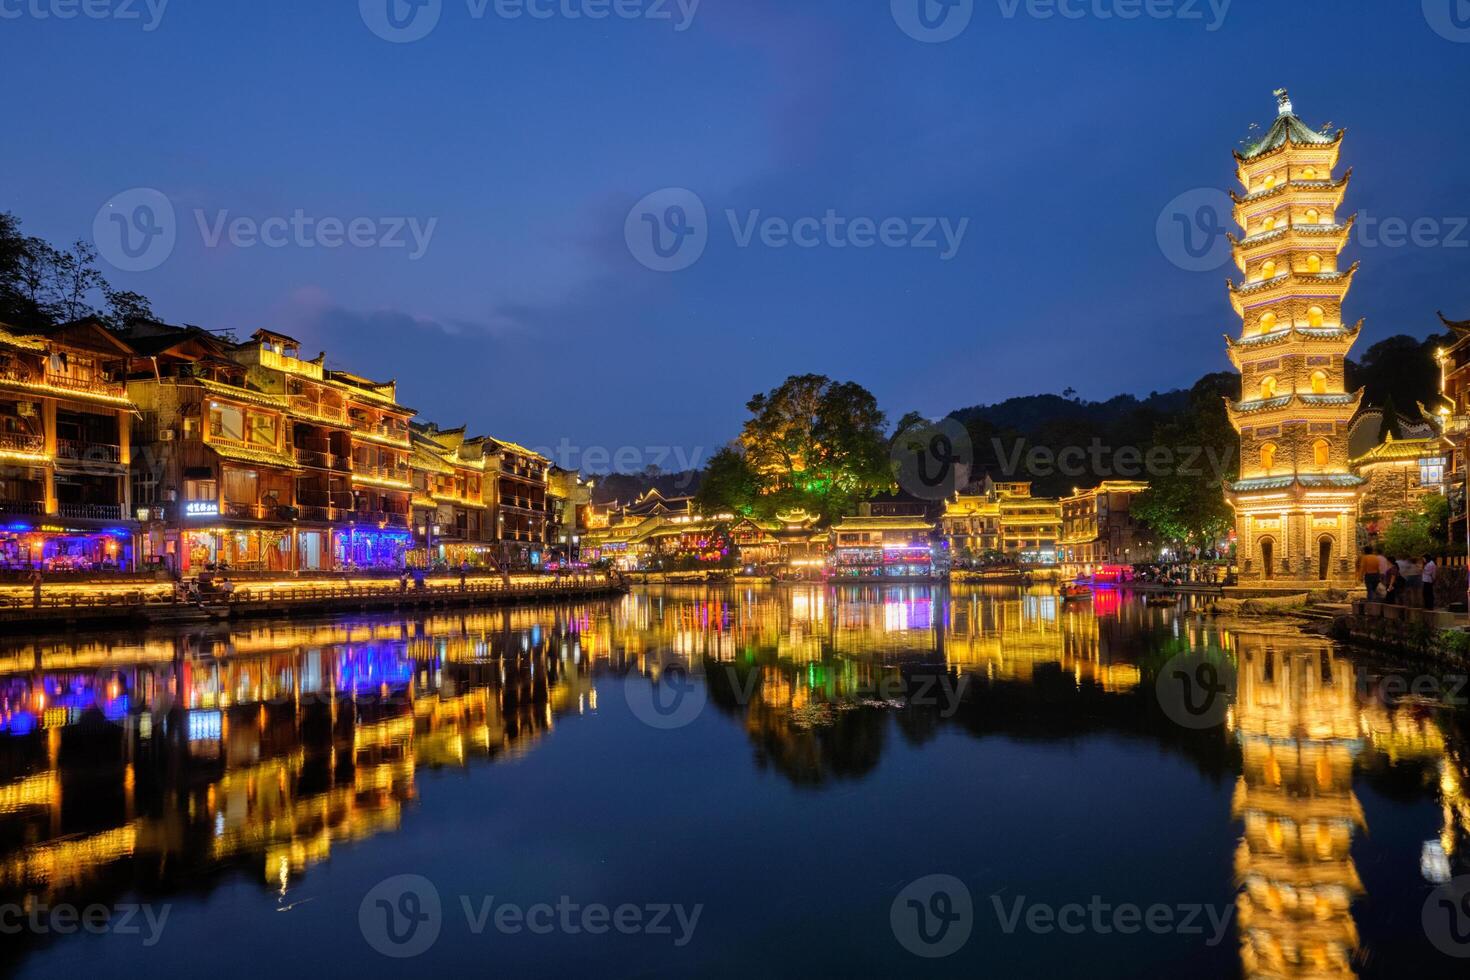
[0,584,1467,978]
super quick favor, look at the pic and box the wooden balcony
[43,372,127,400]
[56,440,122,465]
[0,432,44,456]
[57,502,125,521]
[0,500,44,516]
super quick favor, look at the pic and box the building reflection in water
[0,606,598,911]
[0,584,1468,974]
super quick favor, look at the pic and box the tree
[1132,372,1237,553]
[1377,394,1402,443]
[737,375,892,519]
[1380,494,1450,558]
[1,212,147,330]
[694,446,761,516]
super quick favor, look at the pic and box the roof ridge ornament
[1273,87,1293,117]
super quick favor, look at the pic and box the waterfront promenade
[0,572,626,631]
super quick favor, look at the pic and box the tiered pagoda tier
[1225,90,1363,587]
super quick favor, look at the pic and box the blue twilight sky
[4,0,1470,471]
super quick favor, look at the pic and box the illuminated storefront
[0,522,134,571]
[181,527,292,573]
[333,527,411,570]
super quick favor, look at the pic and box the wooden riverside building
[1225,91,1363,588]
[0,320,137,572]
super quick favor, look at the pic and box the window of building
[1313,440,1331,468]
[1306,254,1322,273]
[1421,457,1447,486]
[223,468,259,505]
[1260,376,1279,399]
[1308,306,1326,328]
[1258,311,1277,334]
[209,403,245,443]
[247,413,278,448]
[1260,443,1278,472]
[1311,370,1328,395]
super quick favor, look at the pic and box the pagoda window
[1305,208,1320,223]
[1313,439,1332,468]
[1307,306,1326,328]
[1260,443,1278,472]
[1306,254,1322,273]
[1301,167,1318,180]
[1260,215,1277,233]
[1260,259,1277,279]
[1260,376,1279,399]
[1258,311,1278,334]
[1311,370,1329,395]
[1262,175,1278,190]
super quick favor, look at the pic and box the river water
[0,583,1467,977]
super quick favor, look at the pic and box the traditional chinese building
[1058,480,1154,576]
[331,370,415,569]
[830,505,935,579]
[410,423,491,569]
[1225,91,1363,587]
[0,320,138,571]
[940,478,1060,563]
[122,321,300,574]
[485,438,550,568]
[1350,433,1449,537]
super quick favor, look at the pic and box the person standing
[1403,555,1423,608]
[29,568,42,609]
[1422,555,1438,611]
[1359,546,1381,602]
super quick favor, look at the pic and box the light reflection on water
[0,583,1465,977]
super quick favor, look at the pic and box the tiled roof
[210,441,301,470]
[196,377,289,409]
[1351,437,1445,467]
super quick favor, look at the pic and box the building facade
[1350,434,1448,538]
[0,320,137,571]
[1224,91,1363,587]
[940,479,1060,564]
[1058,480,1153,575]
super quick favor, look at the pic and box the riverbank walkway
[0,573,628,632]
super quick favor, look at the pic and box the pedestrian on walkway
[1422,555,1438,611]
[1359,546,1380,602]
[29,568,42,609]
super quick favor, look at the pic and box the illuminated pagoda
[1225,90,1363,587]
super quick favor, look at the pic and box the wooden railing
[0,432,44,455]
[56,502,125,520]
[0,574,624,613]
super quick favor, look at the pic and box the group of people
[1360,547,1438,609]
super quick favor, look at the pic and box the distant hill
[590,469,702,505]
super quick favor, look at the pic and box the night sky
[6,1,1470,472]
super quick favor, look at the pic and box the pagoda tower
[1225,90,1363,587]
